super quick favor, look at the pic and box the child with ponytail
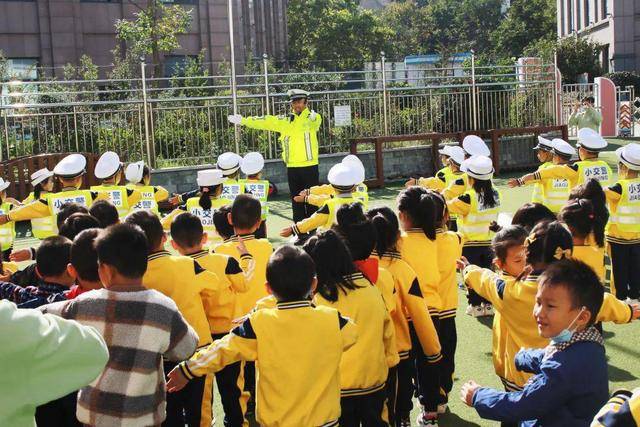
[559,198,606,281]
[303,230,398,426]
[367,206,442,426]
[448,155,501,317]
[161,169,228,246]
[396,186,444,426]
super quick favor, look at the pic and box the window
[601,45,610,74]
[567,0,573,33]
[164,55,196,77]
[576,0,582,30]
[584,0,590,27]
[602,0,608,18]
[2,58,38,81]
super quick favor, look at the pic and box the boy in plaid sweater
[41,223,198,426]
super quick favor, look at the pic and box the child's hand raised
[166,366,189,393]
[293,195,305,203]
[456,256,469,270]
[280,226,294,238]
[460,380,481,407]
[9,248,32,262]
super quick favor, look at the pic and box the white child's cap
[217,152,242,176]
[616,143,640,171]
[197,169,225,187]
[328,163,359,188]
[460,155,494,181]
[125,161,145,184]
[462,135,491,157]
[447,146,466,166]
[30,168,54,186]
[241,152,265,176]
[552,139,576,158]
[533,136,554,152]
[342,155,365,183]
[576,128,607,152]
[53,154,87,178]
[94,151,122,179]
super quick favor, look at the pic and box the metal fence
[0,56,558,169]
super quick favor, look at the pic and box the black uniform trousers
[609,242,640,300]
[340,388,388,427]
[438,316,457,404]
[409,318,441,413]
[162,360,208,427]
[462,245,493,306]
[287,165,319,222]
[211,333,246,427]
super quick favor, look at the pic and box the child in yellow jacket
[368,206,442,426]
[303,230,398,426]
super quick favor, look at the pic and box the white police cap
[197,169,225,187]
[241,152,265,175]
[342,155,365,183]
[447,146,466,166]
[53,153,87,178]
[534,136,554,151]
[217,152,242,176]
[552,138,576,158]
[616,143,640,171]
[0,178,11,193]
[30,168,54,186]
[460,155,494,181]
[94,151,122,179]
[328,163,359,188]
[125,161,145,184]
[576,128,607,152]
[287,89,310,100]
[462,135,491,157]
[438,144,453,157]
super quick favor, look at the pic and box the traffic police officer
[228,88,321,222]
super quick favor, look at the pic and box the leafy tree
[526,35,602,83]
[288,0,391,70]
[115,1,192,78]
[490,0,556,60]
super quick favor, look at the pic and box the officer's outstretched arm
[241,115,286,133]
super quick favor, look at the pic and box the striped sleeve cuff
[427,353,443,364]
[240,253,253,261]
[533,171,541,180]
[179,361,199,380]
[291,223,301,236]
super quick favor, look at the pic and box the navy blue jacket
[473,343,609,426]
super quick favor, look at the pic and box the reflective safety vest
[354,183,369,205]
[90,185,130,219]
[128,185,159,215]
[576,160,612,187]
[46,189,94,233]
[531,162,551,205]
[609,178,640,233]
[438,166,455,185]
[461,188,501,243]
[541,176,570,213]
[0,202,16,251]
[240,179,269,220]
[325,195,365,230]
[186,197,229,244]
[24,192,55,240]
[221,179,245,204]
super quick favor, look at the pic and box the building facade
[557,0,639,73]
[0,0,288,78]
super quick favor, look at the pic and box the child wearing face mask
[460,259,610,426]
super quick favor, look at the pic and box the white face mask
[550,307,585,344]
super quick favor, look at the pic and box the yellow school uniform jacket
[292,194,362,235]
[534,160,613,188]
[465,266,634,388]
[7,188,108,222]
[180,301,357,427]
[605,179,640,245]
[435,229,464,319]
[143,250,222,347]
[592,388,640,427]
[572,245,606,282]
[492,272,518,390]
[417,167,453,192]
[374,265,396,315]
[441,173,469,201]
[314,273,399,396]
[2,261,19,275]
[377,252,442,363]
[399,230,441,315]
[188,250,253,334]
[215,235,274,317]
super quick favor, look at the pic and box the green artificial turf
[12,138,640,426]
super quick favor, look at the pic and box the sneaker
[626,298,639,305]
[416,411,438,426]
[482,304,495,317]
[437,403,448,414]
[397,413,411,427]
[465,304,474,316]
[471,305,484,318]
